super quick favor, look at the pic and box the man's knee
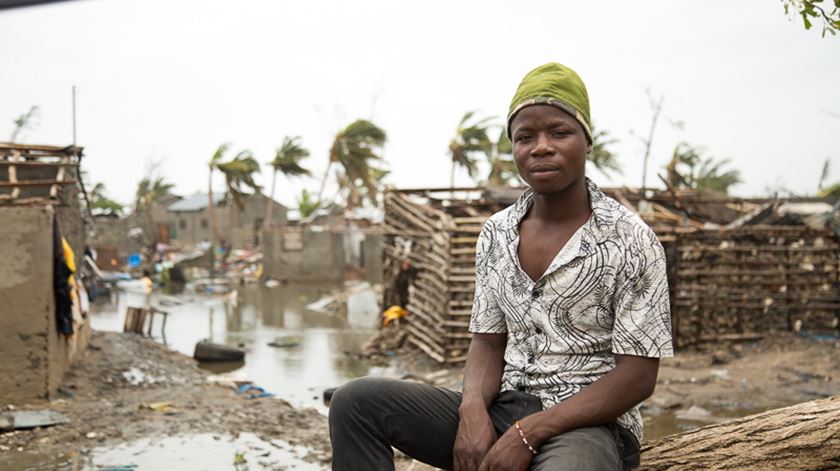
[530,426,621,471]
[329,376,390,420]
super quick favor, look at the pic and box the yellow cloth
[61,238,76,273]
[382,305,408,326]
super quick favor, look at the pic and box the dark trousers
[329,377,640,471]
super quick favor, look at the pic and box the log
[640,395,840,470]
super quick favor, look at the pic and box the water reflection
[90,283,383,412]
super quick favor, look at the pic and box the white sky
[1,0,839,208]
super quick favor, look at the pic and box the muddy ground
[1,330,838,470]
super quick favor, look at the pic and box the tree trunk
[207,168,224,244]
[640,395,840,470]
[265,169,277,229]
[316,161,332,206]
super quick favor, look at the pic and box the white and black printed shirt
[469,178,674,442]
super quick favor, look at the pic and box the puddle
[4,433,324,470]
[643,405,770,440]
[89,283,393,413]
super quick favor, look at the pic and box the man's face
[510,104,591,195]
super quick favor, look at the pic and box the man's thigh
[530,425,621,471]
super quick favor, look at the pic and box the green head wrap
[507,62,592,143]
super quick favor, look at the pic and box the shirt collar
[506,177,611,243]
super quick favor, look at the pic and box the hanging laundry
[53,220,74,335]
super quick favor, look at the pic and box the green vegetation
[486,128,518,186]
[665,143,742,194]
[783,0,840,36]
[448,111,494,187]
[266,136,311,228]
[589,128,622,179]
[319,119,388,208]
[89,182,124,215]
[297,189,319,219]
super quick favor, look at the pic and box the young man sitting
[329,62,674,471]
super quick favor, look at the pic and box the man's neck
[529,176,591,224]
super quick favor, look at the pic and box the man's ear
[586,142,593,154]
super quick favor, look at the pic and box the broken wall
[0,206,91,402]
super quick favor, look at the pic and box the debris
[267,335,302,348]
[139,402,175,413]
[194,340,246,362]
[323,388,338,404]
[675,405,725,423]
[0,410,70,432]
[382,305,409,327]
[235,384,274,399]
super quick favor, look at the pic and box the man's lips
[529,164,559,174]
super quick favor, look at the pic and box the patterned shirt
[469,178,674,442]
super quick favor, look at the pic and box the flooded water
[90,283,390,413]
[8,433,321,470]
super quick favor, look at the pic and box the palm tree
[665,143,741,194]
[216,150,262,210]
[589,128,622,179]
[486,128,519,186]
[134,175,174,245]
[265,136,310,228]
[208,143,230,245]
[297,189,319,219]
[318,119,388,208]
[90,182,124,215]
[449,111,494,187]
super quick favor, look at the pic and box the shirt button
[516,385,526,392]
[531,289,542,299]
[535,327,543,334]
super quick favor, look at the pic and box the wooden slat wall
[385,189,840,364]
[673,226,840,347]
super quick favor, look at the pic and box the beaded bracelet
[514,420,538,455]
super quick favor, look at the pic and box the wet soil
[0,331,331,470]
[1,331,837,470]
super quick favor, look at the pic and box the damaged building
[0,143,93,402]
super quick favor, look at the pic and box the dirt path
[0,331,331,469]
[1,331,837,470]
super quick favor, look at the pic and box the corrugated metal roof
[167,193,225,212]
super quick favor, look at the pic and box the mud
[1,330,837,470]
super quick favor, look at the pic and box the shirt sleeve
[468,221,507,334]
[611,231,674,358]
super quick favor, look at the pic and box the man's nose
[531,132,553,156]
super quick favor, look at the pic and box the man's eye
[553,130,571,138]
[515,135,532,142]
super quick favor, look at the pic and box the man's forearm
[459,333,506,412]
[523,355,659,446]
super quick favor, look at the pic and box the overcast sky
[2,0,839,208]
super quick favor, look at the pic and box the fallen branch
[641,395,840,470]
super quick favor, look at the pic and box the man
[329,62,673,471]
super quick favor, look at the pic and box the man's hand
[453,404,497,471]
[477,424,535,471]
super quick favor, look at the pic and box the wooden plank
[0,179,77,188]
[0,161,79,167]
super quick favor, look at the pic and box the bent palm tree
[487,128,519,186]
[666,143,741,194]
[134,175,174,245]
[589,128,622,179]
[265,136,310,228]
[449,111,494,187]
[216,150,262,210]
[318,119,388,208]
[208,143,230,245]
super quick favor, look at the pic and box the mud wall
[263,229,345,283]
[0,206,90,402]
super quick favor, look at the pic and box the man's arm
[453,332,506,471]
[478,354,659,471]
